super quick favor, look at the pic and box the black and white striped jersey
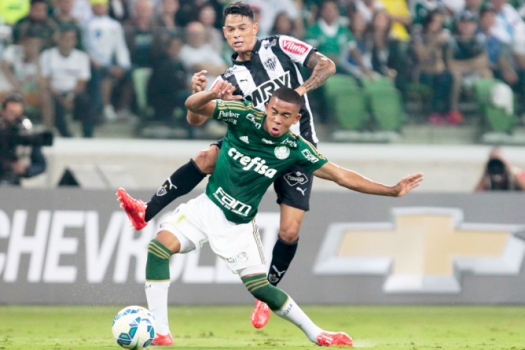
[210,35,319,144]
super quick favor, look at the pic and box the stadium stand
[0,0,525,144]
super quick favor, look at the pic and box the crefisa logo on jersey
[274,146,290,160]
[264,57,277,71]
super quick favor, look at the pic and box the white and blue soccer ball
[112,306,156,349]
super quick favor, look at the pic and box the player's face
[223,14,258,54]
[264,97,301,138]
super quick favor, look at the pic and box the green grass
[0,306,524,349]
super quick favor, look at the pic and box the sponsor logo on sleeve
[301,149,319,163]
[282,39,309,55]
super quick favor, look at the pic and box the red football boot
[151,332,173,346]
[250,299,270,329]
[317,331,353,347]
[116,187,147,230]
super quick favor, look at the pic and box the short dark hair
[223,2,253,21]
[1,93,24,110]
[270,88,302,107]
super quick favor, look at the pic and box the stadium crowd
[1,0,525,138]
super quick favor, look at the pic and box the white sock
[145,281,171,335]
[274,297,322,344]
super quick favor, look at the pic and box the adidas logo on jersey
[240,136,249,144]
[228,147,277,178]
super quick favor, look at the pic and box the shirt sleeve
[277,35,316,66]
[213,100,251,126]
[39,50,50,78]
[79,52,91,80]
[296,138,328,173]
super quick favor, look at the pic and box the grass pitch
[0,305,524,349]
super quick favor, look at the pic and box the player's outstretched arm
[185,80,241,125]
[313,162,424,197]
[295,52,336,96]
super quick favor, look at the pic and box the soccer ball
[112,306,156,349]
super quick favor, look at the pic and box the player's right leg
[145,199,207,346]
[117,144,220,230]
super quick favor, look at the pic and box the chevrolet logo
[313,208,525,293]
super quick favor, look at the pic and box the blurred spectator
[109,0,131,23]
[448,10,493,124]
[71,0,94,24]
[475,147,525,191]
[246,0,304,38]
[0,93,48,186]
[442,0,465,15]
[409,0,452,32]
[340,11,375,77]
[0,0,30,26]
[147,35,189,125]
[153,0,180,30]
[198,3,223,55]
[176,0,223,28]
[84,0,131,122]
[464,0,484,17]
[410,10,454,124]
[40,27,93,137]
[478,6,518,85]
[378,0,413,41]
[368,10,397,77]
[124,0,164,68]
[54,0,84,49]
[305,0,354,66]
[354,0,385,23]
[179,21,226,89]
[0,31,51,125]
[271,12,294,36]
[12,0,58,50]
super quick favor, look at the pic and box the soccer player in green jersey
[136,82,423,346]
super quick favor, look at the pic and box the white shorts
[160,194,266,275]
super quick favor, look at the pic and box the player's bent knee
[155,230,181,254]
[193,148,218,174]
[278,226,300,243]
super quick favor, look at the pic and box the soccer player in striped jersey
[118,1,338,335]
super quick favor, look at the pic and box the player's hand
[392,172,424,197]
[192,70,208,93]
[210,80,242,101]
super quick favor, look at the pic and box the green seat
[324,74,369,130]
[474,78,518,133]
[362,76,406,131]
[132,67,153,118]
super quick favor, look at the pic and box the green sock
[242,274,288,310]
[146,239,172,281]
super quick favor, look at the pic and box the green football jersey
[205,100,328,224]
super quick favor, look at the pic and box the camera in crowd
[0,119,54,185]
[486,158,510,190]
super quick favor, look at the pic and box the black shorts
[210,139,314,212]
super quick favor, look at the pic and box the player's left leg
[241,272,353,347]
[251,166,312,328]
